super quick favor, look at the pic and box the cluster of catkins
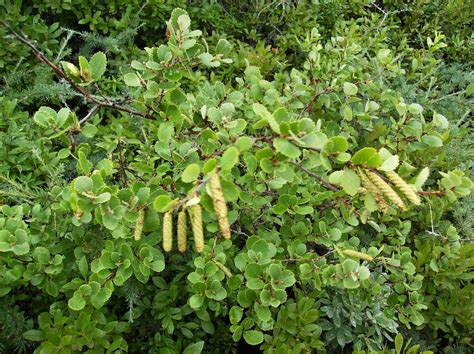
[134,173,231,253]
[357,168,421,212]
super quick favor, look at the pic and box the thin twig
[1,20,153,120]
[172,177,210,211]
[298,87,333,119]
[290,161,340,191]
[79,105,100,125]
[117,139,129,186]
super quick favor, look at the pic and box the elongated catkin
[163,211,173,252]
[214,260,233,278]
[342,249,374,262]
[177,209,187,253]
[134,208,145,241]
[209,173,231,240]
[188,204,204,252]
[358,169,390,213]
[385,170,421,206]
[366,170,407,210]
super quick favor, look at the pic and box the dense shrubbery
[0,1,472,353]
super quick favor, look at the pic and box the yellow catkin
[214,260,233,278]
[162,211,173,252]
[188,204,204,252]
[342,249,374,262]
[209,173,231,240]
[177,209,187,253]
[366,170,407,210]
[385,170,421,206]
[358,169,390,213]
[134,208,145,241]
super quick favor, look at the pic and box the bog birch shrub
[1,9,473,353]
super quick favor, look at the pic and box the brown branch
[171,177,210,211]
[290,161,340,191]
[1,21,153,120]
[418,190,446,196]
[298,87,333,119]
[117,139,128,186]
[79,105,100,125]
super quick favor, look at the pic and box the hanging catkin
[134,208,145,241]
[342,249,374,262]
[188,204,204,252]
[366,170,407,210]
[177,209,187,253]
[209,173,231,240]
[163,211,173,252]
[358,169,390,213]
[214,260,233,278]
[385,170,421,206]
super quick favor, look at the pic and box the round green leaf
[182,164,201,183]
[351,147,382,167]
[221,147,239,171]
[343,82,358,96]
[68,295,86,311]
[243,330,264,345]
[89,51,107,81]
[124,73,141,87]
[273,138,301,158]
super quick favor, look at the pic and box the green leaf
[414,167,429,191]
[78,256,88,278]
[177,14,191,31]
[90,287,112,309]
[189,294,204,309]
[158,122,174,143]
[56,108,70,128]
[23,329,44,342]
[343,278,359,289]
[342,105,352,121]
[273,138,301,158]
[68,295,86,311]
[433,113,449,129]
[74,176,93,193]
[183,341,204,354]
[379,155,399,172]
[221,147,239,171]
[81,123,98,138]
[33,107,56,128]
[153,195,176,212]
[229,306,244,324]
[340,169,360,196]
[343,82,358,96]
[89,51,106,81]
[351,147,382,167]
[79,56,91,79]
[252,103,280,134]
[254,304,271,322]
[170,8,188,28]
[324,136,348,153]
[124,73,141,87]
[102,213,118,230]
[377,49,391,63]
[182,164,201,183]
[13,243,29,255]
[408,103,423,115]
[466,83,474,97]
[395,333,403,354]
[78,151,93,174]
[243,330,264,345]
[421,135,443,147]
[216,39,232,55]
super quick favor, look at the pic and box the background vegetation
[0,1,472,353]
